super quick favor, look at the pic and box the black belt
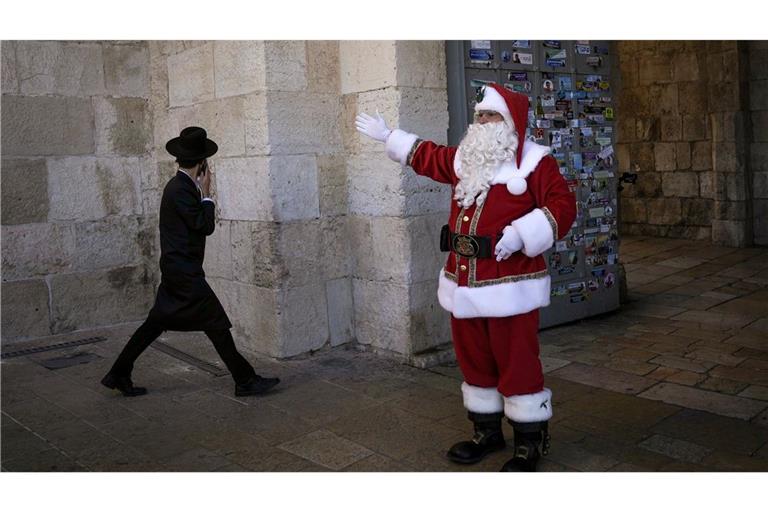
[440,224,495,259]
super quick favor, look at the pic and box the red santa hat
[473,83,529,169]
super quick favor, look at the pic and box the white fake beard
[454,121,518,208]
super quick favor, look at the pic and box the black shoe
[447,412,506,464]
[101,372,147,397]
[500,421,550,472]
[235,375,280,396]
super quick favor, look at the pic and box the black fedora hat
[165,126,218,160]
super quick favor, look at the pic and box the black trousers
[109,318,256,385]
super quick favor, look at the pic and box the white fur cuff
[385,129,419,166]
[462,382,504,413]
[511,208,555,257]
[504,388,553,423]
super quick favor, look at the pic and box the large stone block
[353,278,410,355]
[407,213,449,284]
[71,216,144,271]
[94,97,152,156]
[753,172,768,199]
[47,157,143,221]
[712,219,747,247]
[277,217,353,288]
[398,87,450,145]
[654,143,677,171]
[708,81,741,112]
[395,41,447,90]
[753,111,768,143]
[215,157,271,221]
[264,41,307,92]
[749,50,768,80]
[1,95,94,156]
[699,171,715,199]
[317,153,348,217]
[635,171,662,198]
[277,283,329,358]
[349,215,411,283]
[682,114,708,141]
[408,278,451,354]
[672,52,700,82]
[646,198,682,225]
[15,41,105,96]
[660,116,682,142]
[710,112,743,143]
[618,88,650,117]
[754,200,768,245]
[649,84,679,115]
[0,279,51,340]
[724,172,747,202]
[49,265,155,334]
[306,41,340,94]
[676,142,691,170]
[1,158,48,225]
[213,41,266,98]
[268,155,321,221]
[326,277,354,347]
[678,82,708,115]
[244,93,270,156]
[681,198,713,225]
[616,143,631,172]
[662,172,699,198]
[202,219,233,280]
[691,141,712,171]
[148,43,170,112]
[352,87,401,154]
[713,142,738,174]
[141,161,177,216]
[103,43,150,98]
[266,91,342,155]
[635,117,660,142]
[230,220,279,288]
[1,40,18,94]
[620,197,648,224]
[714,200,747,221]
[1,223,74,280]
[637,55,673,84]
[339,41,397,94]
[170,97,246,158]
[346,152,405,216]
[206,277,279,356]
[167,43,214,107]
[403,171,453,216]
[751,142,768,173]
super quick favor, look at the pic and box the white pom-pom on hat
[507,177,528,195]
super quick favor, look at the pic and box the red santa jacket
[384,94,576,319]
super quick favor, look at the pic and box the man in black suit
[101,127,279,397]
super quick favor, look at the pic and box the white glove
[355,110,392,142]
[495,225,523,262]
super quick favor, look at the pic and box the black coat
[147,171,231,331]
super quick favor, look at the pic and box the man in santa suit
[356,83,576,472]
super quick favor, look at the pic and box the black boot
[500,420,550,472]
[447,412,506,464]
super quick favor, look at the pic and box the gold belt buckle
[453,234,479,258]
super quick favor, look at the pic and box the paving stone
[277,429,374,470]
[652,408,768,455]
[637,434,713,463]
[697,377,750,395]
[700,451,768,471]
[342,453,415,472]
[665,370,707,386]
[541,356,572,374]
[709,365,768,386]
[158,447,235,472]
[738,385,768,401]
[544,440,619,471]
[603,360,658,376]
[550,363,656,395]
[1,448,84,472]
[639,383,767,420]
[647,366,683,381]
[649,355,717,374]
[670,310,758,330]
[611,348,659,362]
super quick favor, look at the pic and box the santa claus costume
[356,83,576,471]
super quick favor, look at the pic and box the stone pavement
[2,235,767,472]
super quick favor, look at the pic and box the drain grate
[152,341,229,377]
[1,336,108,359]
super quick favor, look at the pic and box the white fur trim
[475,86,513,128]
[437,270,551,319]
[504,388,553,423]
[511,208,555,258]
[462,382,504,413]
[506,177,527,195]
[454,141,551,194]
[385,129,418,166]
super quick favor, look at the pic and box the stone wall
[750,41,768,246]
[1,41,157,341]
[616,41,766,247]
[340,41,452,364]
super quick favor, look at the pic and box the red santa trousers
[450,309,543,399]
